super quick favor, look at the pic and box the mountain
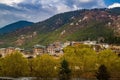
[0,8,120,48]
[0,21,34,34]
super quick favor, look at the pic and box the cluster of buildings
[0,40,120,58]
[0,41,71,58]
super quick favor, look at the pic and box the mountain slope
[8,10,86,36]
[0,21,34,34]
[1,8,120,48]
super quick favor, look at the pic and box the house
[33,44,46,56]
[0,48,6,57]
[92,44,103,52]
[0,47,25,57]
[110,45,120,54]
[71,41,83,46]
[62,41,71,48]
[46,42,63,56]
[83,40,97,45]
[46,44,56,55]
[102,43,109,49]
[23,49,35,58]
[6,47,15,54]
[15,47,24,52]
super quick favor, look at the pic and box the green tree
[59,59,71,80]
[95,64,110,80]
[1,51,30,77]
[0,58,3,76]
[63,45,97,78]
[98,49,118,71]
[32,54,58,78]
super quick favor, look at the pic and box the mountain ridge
[0,7,120,48]
[0,20,34,34]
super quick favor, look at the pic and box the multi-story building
[46,44,55,55]
[46,42,63,56]
[0,48,6,57]
[5,47,15,55]
[33,44,46,56]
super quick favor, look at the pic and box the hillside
[0,21,34,34]
[0,8,120,48]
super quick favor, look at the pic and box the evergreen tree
[59,59,71,80]
[95,64,110,80]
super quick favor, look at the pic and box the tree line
[0,44,120,80]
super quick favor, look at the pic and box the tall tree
[59,59,71,80]
[95,64,110,80]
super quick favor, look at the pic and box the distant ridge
[0,21,34,34]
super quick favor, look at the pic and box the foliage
[95,64,110,80]
[59,59,71,80]
[98,49,119,71]
[63,45,97,78]
[66,22,114,42]
[0,51,30,77]
[0,45,119,78]
[31,54,58,78]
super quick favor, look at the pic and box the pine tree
[95,64,110,80]
[59,59,71,80]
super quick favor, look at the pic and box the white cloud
[98,0,106,7]
[78,0,93,3]
[73,5,80,10]
[38,0,106,13]
[108,3,120,8]
[56,3,72,13]
[0,0,106,27]
[0,0,24,6]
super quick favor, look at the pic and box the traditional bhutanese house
[23,49,35,58]
[5,47,15,54]
[71,41,83,46]
[92,44,102,52]
[33,44,46,56]
[0,48,6,57]
[53,42,63,53]
[47,42,63,56]
[62,41,71,48]
[91,43,109,52]
[53,42,62,48]
[54,47,63,54]
[46,44,56,55]
[83,40,97,45]
[15,48,24,52]
[110,45,120,54]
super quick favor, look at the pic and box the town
[0,40,120,58]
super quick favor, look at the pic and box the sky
[0,0,120,28]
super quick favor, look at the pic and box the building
[46,42,63,56]
[6,47,15,54]
[0,47,25,57]
[110,45,120,54]
[46,44,56,55]
[83,40,97,45]
[62,41,71,48]
[33,44,46,56]
[0,48,6,57]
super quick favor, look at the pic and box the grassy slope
[21,20,114,48]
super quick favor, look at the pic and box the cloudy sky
[0,0,120,28]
